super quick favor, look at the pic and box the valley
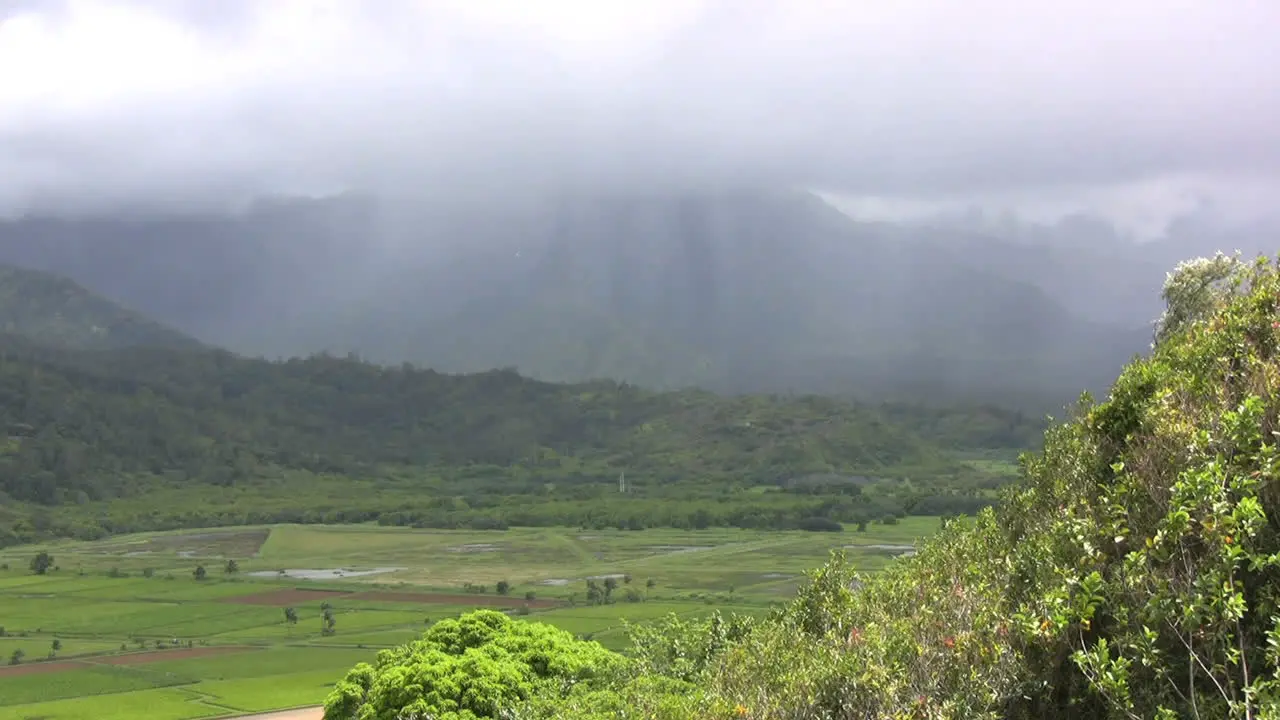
[0,520,936,719]
[1,2,1275,715]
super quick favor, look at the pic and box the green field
[0,520,935,717]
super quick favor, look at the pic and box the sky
[2,0,1279,233]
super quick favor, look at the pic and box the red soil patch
[349,591,560,609]
[223,588,352,606]
[0,660,89,678]
[94,645,259,665]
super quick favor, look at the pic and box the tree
[49,638,61,658]
[646,578,656,589]
[224,559,239,574]
[193,565,207,581]
[29,551,53,575]
[496,580,511,596]
[524,590,537,602]
[323,610,622,720]
[1152,251,1242,346]
[322,607,336,636]
[8,649,23,665]
[284,607,298,626]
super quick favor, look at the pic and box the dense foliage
[323,610,624,720]
[332,254,1280,719]
[0,328,1032,546]
[684,253,1280,718]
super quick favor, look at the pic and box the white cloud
[1,0,1278,219]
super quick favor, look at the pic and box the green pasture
[0,687,222,720]
[0,519,936,717]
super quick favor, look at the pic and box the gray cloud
[1,0,1279,217]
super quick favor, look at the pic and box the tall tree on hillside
[193,565,207,581]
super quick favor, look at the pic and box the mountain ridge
[0,189,1162,408]
[0,264,200,351]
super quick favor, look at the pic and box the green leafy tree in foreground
[28,551,52,575]
[323,609,623,720]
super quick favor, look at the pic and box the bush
[689,255,1280,718]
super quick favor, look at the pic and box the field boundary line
[173,686,246,715]
[212,703,324,719]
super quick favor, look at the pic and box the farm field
[0,519,937,718]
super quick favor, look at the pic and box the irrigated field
[0,519,937,718]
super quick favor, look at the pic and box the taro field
[0,518,938,719]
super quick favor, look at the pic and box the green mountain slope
[0,264,199,350]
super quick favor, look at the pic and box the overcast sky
[2,0,1279,231]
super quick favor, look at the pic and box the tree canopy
[323,610,623,720]
[0,331,1035,545]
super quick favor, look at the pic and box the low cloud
[1,0,1278,219]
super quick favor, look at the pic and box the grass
[0,665,186,706]
[0,687,222,720]
[0,637,121,659]
[0,519,938,717]
[195,669,345,712]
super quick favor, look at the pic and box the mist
[2,0,1279,227]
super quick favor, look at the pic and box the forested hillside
[0,331,1035,546]
[0,264,199,350]
[319,258,1280,718]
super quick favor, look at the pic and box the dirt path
[227,707,323,720]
